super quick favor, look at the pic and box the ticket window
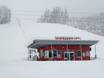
[48,50,61,58]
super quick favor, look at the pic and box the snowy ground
[0,60,104,78]
[0,19,104,78]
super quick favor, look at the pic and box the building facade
[28,39,98,61]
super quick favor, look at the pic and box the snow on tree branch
[0,6,11,24]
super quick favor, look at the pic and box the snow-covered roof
[28,40,98,48]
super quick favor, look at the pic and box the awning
[28,40,98,48]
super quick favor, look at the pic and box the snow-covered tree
[39,9,50,23]
[38,7,69,25]
[68,13,104,36]
[0,6,11,24]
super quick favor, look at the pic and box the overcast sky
[0,0,104,16]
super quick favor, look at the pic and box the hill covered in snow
[0,19,104,61]
[0,20,104,78]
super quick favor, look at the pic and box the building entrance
[64,52,74,60]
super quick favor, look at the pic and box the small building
[27,38,98,61]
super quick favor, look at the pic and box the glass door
[70,52,74,60]
[64,52,74,60]
[64,52,70,60]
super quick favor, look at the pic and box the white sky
[0,0,104,16]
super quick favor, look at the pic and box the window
[47,50,62,58]
[57,50,61,58]
[49,50,52,58]
[39,50,44,57]
[76,51,81,56]
[53,50,61,58]
[86,52,90,56]
[53,50,57,57]
[65,53,68,58]
[83,52,86,56]
[44,51,49,58]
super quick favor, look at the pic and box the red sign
[55,37,81,40]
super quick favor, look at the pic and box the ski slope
[0,20,104,78]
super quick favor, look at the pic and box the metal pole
[67,44,68,60]
[89,48,90,60]
[80,45,83,60]
[67,44,68,52]
[28,48,30,60]
[95,45,97,59]
[51,43,53,60]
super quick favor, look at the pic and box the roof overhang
[28,40,98,48]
